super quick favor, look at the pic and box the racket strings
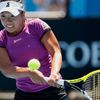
[92,73,100,100]
[82,73,100,100]
[95,73,100,100]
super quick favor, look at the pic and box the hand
[46,73,61,87]
[29,70,47,85]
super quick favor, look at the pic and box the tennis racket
[44,69,100,100]
[66,69,100,100]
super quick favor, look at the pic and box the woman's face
[0,11,25,35]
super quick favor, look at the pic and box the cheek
[14,19,24,30]
[1,20,6,27]
[14,19,22,28]
[15,22,20,28]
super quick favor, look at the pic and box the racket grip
[44,77,64,86]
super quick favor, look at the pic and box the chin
[6,28,15,33]
[6,30,17,35]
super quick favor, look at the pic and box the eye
[0,13,16,21]
[0,14,6,18]
[9,15,15,20]
[11,15,15,18]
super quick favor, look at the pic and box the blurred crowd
[24,0,66,12]
[0,0,66,12]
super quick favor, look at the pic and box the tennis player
[0,1,67,100]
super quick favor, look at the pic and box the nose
[4,17,13,22]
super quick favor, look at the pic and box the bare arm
[0,48,46,84]
[41,30,62,86]
[0,48,30,78]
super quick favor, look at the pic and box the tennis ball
[28,59,40,70]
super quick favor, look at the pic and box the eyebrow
[0,12,15,17]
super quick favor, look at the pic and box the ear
[21,11,25,18]
[22,11,25,16]
[21,12,26,21]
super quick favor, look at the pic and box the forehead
[0,11,14,16]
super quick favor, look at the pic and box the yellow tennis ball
[28,59,40,70]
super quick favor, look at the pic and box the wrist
[16,66,32,78]
[51,70,59,75]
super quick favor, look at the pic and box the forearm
[51,50,62,74]
[46,51,62,87]
[0,65,46,84]
[1,66,30,79]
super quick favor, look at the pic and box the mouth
[4,24,15,33]
[6,25,14,28]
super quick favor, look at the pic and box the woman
[0,1,67,100]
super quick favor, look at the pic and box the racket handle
[44,77,64,86]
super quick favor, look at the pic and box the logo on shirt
[14,38,22,43]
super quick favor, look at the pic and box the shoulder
[0,29,6,39]
[0,29,7,47]
[26,18,49,28]
[25,18,51,31]
[25,18,51,38]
